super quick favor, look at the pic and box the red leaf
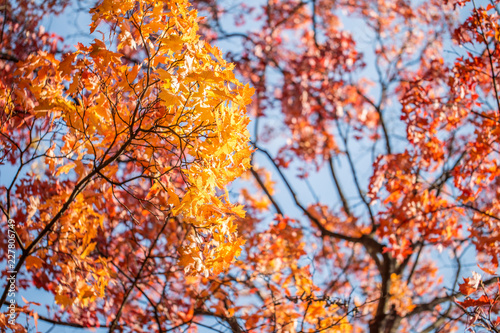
[459,278,477,296]
[458,295,491,308]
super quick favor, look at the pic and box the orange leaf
[54,294,74,309]
[25,256,44,270]
[55,163,76,176]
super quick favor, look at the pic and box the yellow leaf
[55,294,74,309]
[167,187,180,207]
[160,35,184,52]
[80,242,97,259]
[146,181,162,200]
[231,205,246,218]
[55,163,76,176]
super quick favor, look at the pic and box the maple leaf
[459,273,482,296]
[25,256,44,270]
[457,295,491,308]
[54,294,74,309]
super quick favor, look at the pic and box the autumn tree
[183,0,500,332]
[3,0,500,332]
[0,0,253,332]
